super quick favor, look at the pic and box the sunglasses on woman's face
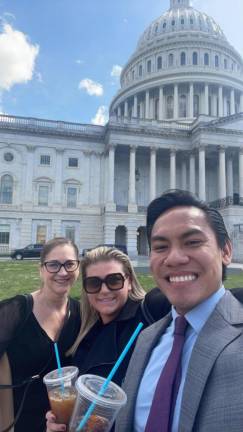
[83,272,127,294]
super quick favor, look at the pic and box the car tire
[15,254,23,260]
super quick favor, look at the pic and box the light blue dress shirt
[134,286,225,432]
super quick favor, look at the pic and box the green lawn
[0,260,242,301]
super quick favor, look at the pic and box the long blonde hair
[67,246,145,356]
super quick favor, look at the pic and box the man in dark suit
[115,189,243,432]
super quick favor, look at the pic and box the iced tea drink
[43,366,79,425]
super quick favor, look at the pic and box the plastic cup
[43,366,79,425]
[69,374,127,432]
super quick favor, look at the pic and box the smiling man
[115,190,243,432]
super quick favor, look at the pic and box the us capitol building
[1,0,243,260]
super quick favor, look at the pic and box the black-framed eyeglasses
[83,272,127,294]
[44,260,80,273]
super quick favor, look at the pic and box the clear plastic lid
[75,374,127,408]
[43,366,79,385]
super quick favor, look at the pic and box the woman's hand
[46,410,66,431]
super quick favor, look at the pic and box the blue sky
[0,0,242,125]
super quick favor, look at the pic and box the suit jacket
[115,290,243,432]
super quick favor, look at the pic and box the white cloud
[0,23,39,91]
[78,78,103,96]
[76,59,84,65]
[35,71,43,83]
[91,105,108,125]
[111,65,122,78]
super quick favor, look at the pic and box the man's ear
[222,240,233,266]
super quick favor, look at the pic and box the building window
[180,52,186,66]
[215,55,219,67]
[224,59,228,69]
[192,52,198,65]
[168,53,174,67]
[65,226,75,242]
[190,17,194,25]
[68,157,78,168]
[38,185,49,206]
[139,65,143,77]
[147,60,152,73]
[171,20,175,26]
[0,175,13,204]
[0,225,10,244]
[163,22,166,29]
[40,155,51,166]
[193,95,199,117]
[4,152,14,162]
[167,96,174,119]
[36,225,47,244]
[204,53,209,66]
[67,187,77,208]
[157,56,162,70]
[181,18,185,25]
[179,95,187,118]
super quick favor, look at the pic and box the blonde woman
[46,246,171,432]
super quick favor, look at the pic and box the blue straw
[76,322,143,431]
[54,342,65,393]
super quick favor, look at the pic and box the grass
[0,260,242,301]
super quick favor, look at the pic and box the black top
[73,291,171,386]
[0,294,81,432]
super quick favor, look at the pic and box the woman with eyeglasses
[0,237,81,432]
[46,245,172,432]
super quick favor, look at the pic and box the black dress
[0,294,81,432]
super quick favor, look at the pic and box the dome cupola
[170,0,190,8]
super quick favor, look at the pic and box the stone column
[189,153,196,194]
[54,148,63,206]
[240,93,243,113]
[170,149,176,189]
[145,91,150,120]
[218,147,226,201]
[128,146,137,212]
[124,100,128,119]
[199,146,206,200]
[117,105,121,120]
[189,83,194,118]
[204,84,209,115]
[173,84,178,119]
[218,86,223,117]
[133,95,138,118]
[211,94,217,117]
[150,147,157,201]
[106,145,116,211]
[227,154,233,202]
[24,145,35,205]
[181,159,187,190]
[230,89,235,115]
[159,86,164,121]
[239,150,243,204]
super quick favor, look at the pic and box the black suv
[82,244,128,256]
[10,244,44,260]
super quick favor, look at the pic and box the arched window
[180,52,186,66]
[0,174,13,204]
[139,64,143,77]
[167,96,174,119]
[157,56,162,70]
[193,95,199,117]
[192,52,198,65]
[168,53,174,67]
[215,55,219,67]
[147,60,152,73]
[204,53,209,66]
[179,95,187,118]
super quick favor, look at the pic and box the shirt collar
[172,285,225,334]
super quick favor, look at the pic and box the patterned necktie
[144,315,188,432]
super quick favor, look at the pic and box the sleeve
[0,295,28,358]
[142,287,171,324]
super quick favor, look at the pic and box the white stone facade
[0,0,243,260]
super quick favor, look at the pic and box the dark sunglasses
[44,260,80,273]
[83,272,127,294]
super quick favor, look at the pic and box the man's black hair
[146,189,231,280]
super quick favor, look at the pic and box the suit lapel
[179,292,243,432]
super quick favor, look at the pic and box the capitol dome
[110,0,243,124]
